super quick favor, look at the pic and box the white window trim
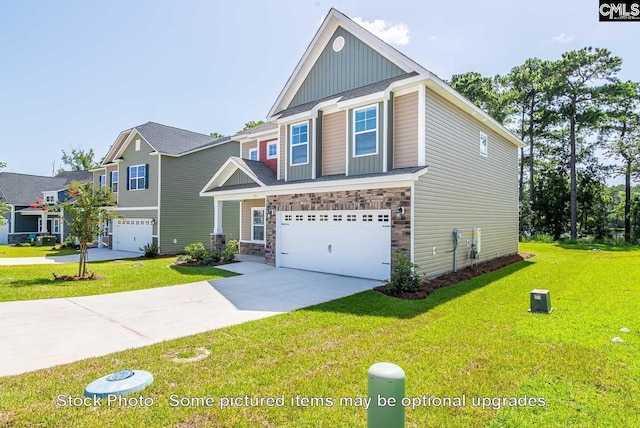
[479,132,488,157]
[248,148,259,161]
[53,218,60,234]
[99,174,106,187]
[267,141,279,159]
[111,171,119,193]
[352,104,379,158]
[129,164,146,191]
[290,121,310,166]
[250,207,265,242]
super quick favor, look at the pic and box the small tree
[57,147,100,173]
[57,181,116,277]
[0,161,7,226]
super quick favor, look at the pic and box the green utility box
[530,289,553,313]
[36,236,57,247]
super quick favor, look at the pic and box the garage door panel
[113,218,153,253]
[279,210,391,280]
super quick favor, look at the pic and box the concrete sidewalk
[0,261,378,377]
[0,248,141,266]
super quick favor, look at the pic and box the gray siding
[222,201,240,242]
[286,120,313,181]
[117,132,159,208]
[160,141,240,253]
[289,27,405,108]
[348,102,384,175]
[413,89,519,277]
[92,170,105,187]
[224,169,255,186]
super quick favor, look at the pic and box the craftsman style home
[0,170,91,244]
[200,8,524,279]
[92,122,239,254]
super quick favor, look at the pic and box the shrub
[384,252,422,294]
[59,236,77,249]
[184,242,208,262]
[140,241,159,258]
[222,239,239,263]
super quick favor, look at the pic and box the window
[99,175,106,187]
[52,218,60,234]
[290,122,309,165]
[249,148,258,161]
[353,105,378,156]
[251,208,265,242]
[479,132,488,157]
[111,171,119,193]
[128,164,147,190]
[267,141,278,159]
[45,195,55,203]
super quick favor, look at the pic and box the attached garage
[277,210,391,280]
[112,218,153,253]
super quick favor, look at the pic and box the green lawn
[0,243,638,427]
[0,257,238,302]
[0,244,78,258]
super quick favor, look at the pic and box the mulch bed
[53,273,105,281]
[172,260,239,268]
[375,252,534,300]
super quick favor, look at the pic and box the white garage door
[113,218,153,253]
[278,210,391,280]
[0,221,8,245]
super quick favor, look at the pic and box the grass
[0,244,78,258]
[0,243,638,427]
[0,257,238,302]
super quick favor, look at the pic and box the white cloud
[429,35,437,41]
[352,17,410,46]
[551,33,574,43]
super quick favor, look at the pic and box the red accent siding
[259,138,278,173]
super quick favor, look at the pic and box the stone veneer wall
[240,242,266,256]
[264,187,411,266]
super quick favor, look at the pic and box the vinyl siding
[290,27,404,107]
[286,120,313,181]
[241,199,265,241]
[222,201,240,242]
[348,102,384,175]
[279,125,286,179]
[92,170,105,187]
[117,132,158,208]
[413,89,519,277]
[259,138,279,173]
[14,208,37,232]
[159,141,240,253]
[241,140,258,160]
[223,169,255,186]
[322,111,346,175]
[393,91,419,168]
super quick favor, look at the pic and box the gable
[289,27,405,108]
[223,169,255,187]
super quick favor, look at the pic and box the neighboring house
[93,122,239,254]
[200,8,524,280]
[0,170,92,244]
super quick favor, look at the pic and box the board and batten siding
[159,141,240,253]
[322,111,346,176]
[222,201,240,241]
[348,102,384,175]
[241,140,257,160]
[289,27,404,108]
[241,199,265,241]
[286,120,313,181]
[223,169,255,186]
[393,91,419,168]
[413,88,519,277]
[117,133,159,208]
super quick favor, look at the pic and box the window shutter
[144,164,149,189]
[109,171,113,188]
[126,167,130,190]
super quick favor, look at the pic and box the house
[0,170,92,244]
[93,122,239,254]
[200,8,524,280]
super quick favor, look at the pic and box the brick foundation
[264,187,412,266]
[240,241,265,256]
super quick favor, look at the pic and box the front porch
[9,208,64,244]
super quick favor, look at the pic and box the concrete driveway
[0,261,378,377]
[0,248,140,266]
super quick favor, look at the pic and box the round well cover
[84,369,154,398]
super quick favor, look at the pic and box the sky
[1,0,639,178]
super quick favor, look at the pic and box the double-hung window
[353,105,378,156]
[99,174,106,187]
[128,164,146,190]
[251,208,265,242]
[249,148,258,161]
[290,122,309,165]
[111,171,119,193]
[267,141,278,159]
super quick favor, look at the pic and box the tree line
[450,47,640,243]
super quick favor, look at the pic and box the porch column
[41,212,48,234]
[213,199,223,234]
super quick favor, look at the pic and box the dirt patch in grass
[375,252,534,300]
[53,273,105,281]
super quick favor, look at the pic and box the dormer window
[290,122,309,166]
[249,148,258,161]
[267,141,278,159]
[45,195,55,203]
[353,105,378,157]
